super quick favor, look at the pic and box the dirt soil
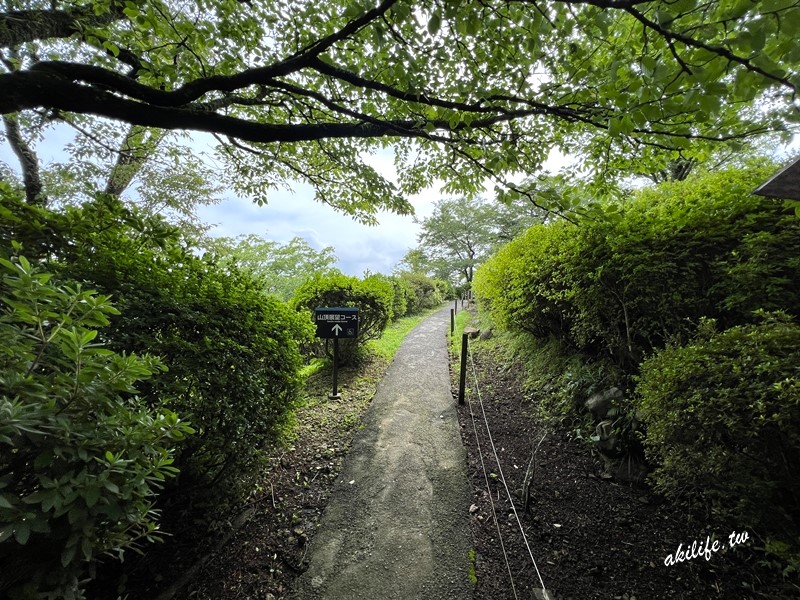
[88,356,390,600]
[455,334,800,600]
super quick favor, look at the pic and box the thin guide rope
[465,370,519,600]
[466,338,550,597]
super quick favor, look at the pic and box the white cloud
[196,178,439,276]
[1,126,442,275]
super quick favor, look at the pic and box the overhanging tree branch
[2,113,45,205]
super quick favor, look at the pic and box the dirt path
[291,306,472,600]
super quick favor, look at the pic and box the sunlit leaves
[2,0,799,214]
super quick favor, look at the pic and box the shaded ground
[182,357,391,600]
[90,307,799,600]
[90,307,472,600]
[454,333,800,600]
[88,355,390,600]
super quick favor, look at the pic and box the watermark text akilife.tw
[664,531,749,567]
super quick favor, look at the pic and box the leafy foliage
[0,255,192,600]
[414,195,544,286]
[398,272,452,314]
[2,0,799,216]
[292,272,394,365]
[364,273,413,320]
[635,314,800,545]
[209,234,339,302]
[476,162,800,552]
[476,163,800,370]
[1,188,312,515]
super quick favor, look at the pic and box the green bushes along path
[474,163,800,557]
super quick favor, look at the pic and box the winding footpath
[291,306,473,600]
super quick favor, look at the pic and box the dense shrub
[364,273,413,321]
[292,272,394,364]
[476,164,800,371]
[474,220,580,341]
[476,163,800,516]
[635,313,800,545]
[390,275,416,318]
[1,191,311,514]
[399,272,450,314]
[0,256,191,599]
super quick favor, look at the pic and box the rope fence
[459,332,551,600]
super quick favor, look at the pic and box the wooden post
[458,332,468,405]
[450,308,455,336]
[454,298,458,315]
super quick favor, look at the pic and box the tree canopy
[2,0,799,218]
[210,233,339,301]
[415,195,544,285]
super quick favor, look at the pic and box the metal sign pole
[330,337,340,399]
[313,307,358,401]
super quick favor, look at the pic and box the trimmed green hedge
[476,165,800,371]
[292,272,394,365]
[475,164,800,551]
[636,313,800,545]
[399,272,450,314]
[1,191,312,516]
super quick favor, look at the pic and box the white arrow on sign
[331,324,342,336]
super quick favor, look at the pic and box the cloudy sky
[0,128,443,276]
[193,140,442,277]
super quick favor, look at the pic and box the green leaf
[61,543,77,567]
[428,12,441,36]
[85,486,100,508]
[14,522,30,544]
[0,526,13,543]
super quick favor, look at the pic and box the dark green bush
[390,275,416,318]
[475,164,800,489]
[635,313,800,544]
[292,272,394,364]
[1,191,312,514]
[0,256,191,600]
[476,164,799,371]
[499,332,623,426]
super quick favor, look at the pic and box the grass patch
[290,306,444,442]
[299,356,328,379]
[367,306,442,360]
[468,548,478,586]
[449,307,475,354]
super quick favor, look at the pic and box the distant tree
[394,247,451,281]
[2,116,224,236]
[210,234,339,301]
[415,195,545,285]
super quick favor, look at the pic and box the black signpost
[313,307,359,399]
